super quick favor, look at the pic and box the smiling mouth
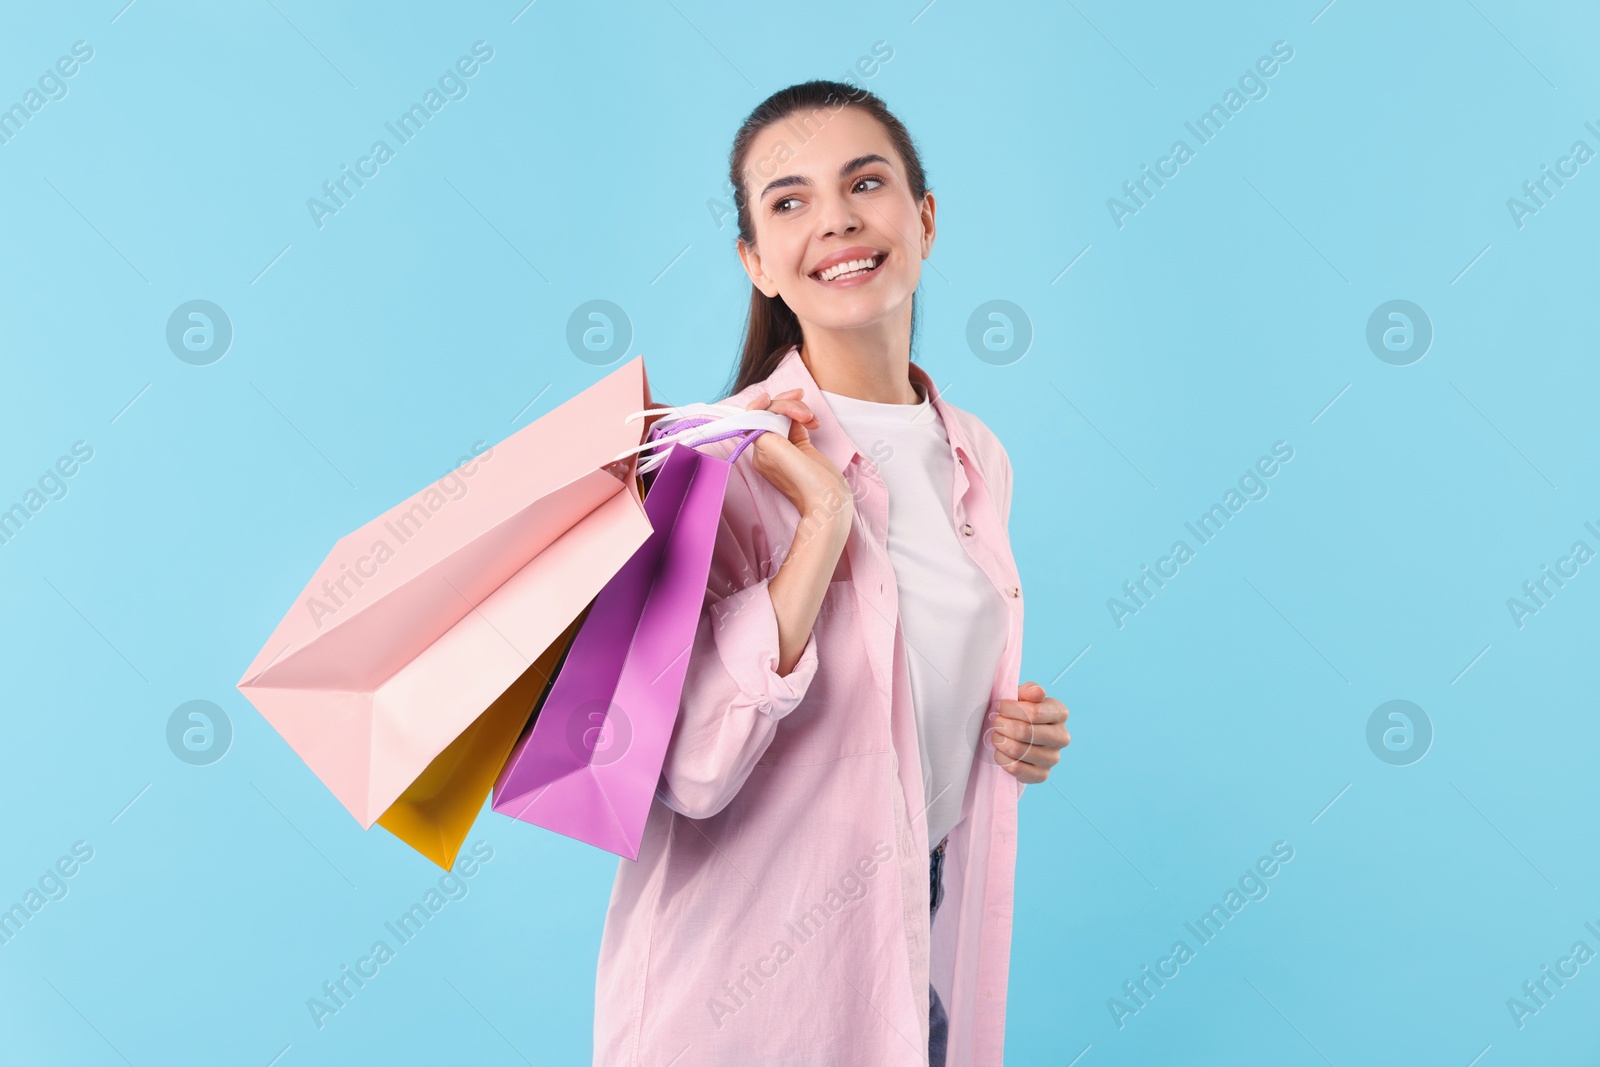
[812,253,886,283]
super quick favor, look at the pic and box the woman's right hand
[743,387,854,529]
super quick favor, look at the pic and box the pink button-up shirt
[594,344,1026,1066]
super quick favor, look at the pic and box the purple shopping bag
[490,422,760,860]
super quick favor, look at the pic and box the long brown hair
[721,79,930,398]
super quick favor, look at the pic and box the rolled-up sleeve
[656,456,822,820]
[708,578,820,714]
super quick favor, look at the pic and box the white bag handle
[610,403,791,474]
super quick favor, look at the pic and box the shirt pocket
[756,580,886,766]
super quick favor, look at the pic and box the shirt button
[961,523,974,537]
[1007,586,1019,597]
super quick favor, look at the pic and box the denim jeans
[928,834,949,1067]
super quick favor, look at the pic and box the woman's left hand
[989,681,1069,785]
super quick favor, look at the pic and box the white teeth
[816,255,882,282]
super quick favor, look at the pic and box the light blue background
[2,1,1597,1063]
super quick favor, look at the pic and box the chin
[794,287,912,330]
[802,307,899,332]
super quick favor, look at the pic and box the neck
[799,333,920,405]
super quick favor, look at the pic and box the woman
[594,80,1069,1066]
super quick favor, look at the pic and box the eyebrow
[758,153,891,204]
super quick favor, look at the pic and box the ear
[919,191,937,258]
[736,237,781,299]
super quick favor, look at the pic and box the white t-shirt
[820,384,1010,848]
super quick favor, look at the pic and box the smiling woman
[724,96,935,395]
[592,81,1068,1067]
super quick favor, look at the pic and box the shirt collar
[759,344,972,473]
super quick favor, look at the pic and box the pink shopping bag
[236,357,655,838]
[491,407,782,859]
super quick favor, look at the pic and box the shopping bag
[491,404,787,859]
[236,357,656,849]
[373,606,586,868]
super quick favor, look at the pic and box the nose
[816,190,863,239]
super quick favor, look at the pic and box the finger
[991,730,1063,769]
[764,397,817,427]
[992,745,1049,783]
[744,393,817,450]
[767,395,811,417]
[1001,695,1068,726]
[994,699,1042,726]
[992,716,1032,749]
[993,717,1069,750]
[1030,698,1068,725]
[745,388,788,411]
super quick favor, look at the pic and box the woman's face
[737,107,934,334]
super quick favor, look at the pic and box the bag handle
[610,403,791,474]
